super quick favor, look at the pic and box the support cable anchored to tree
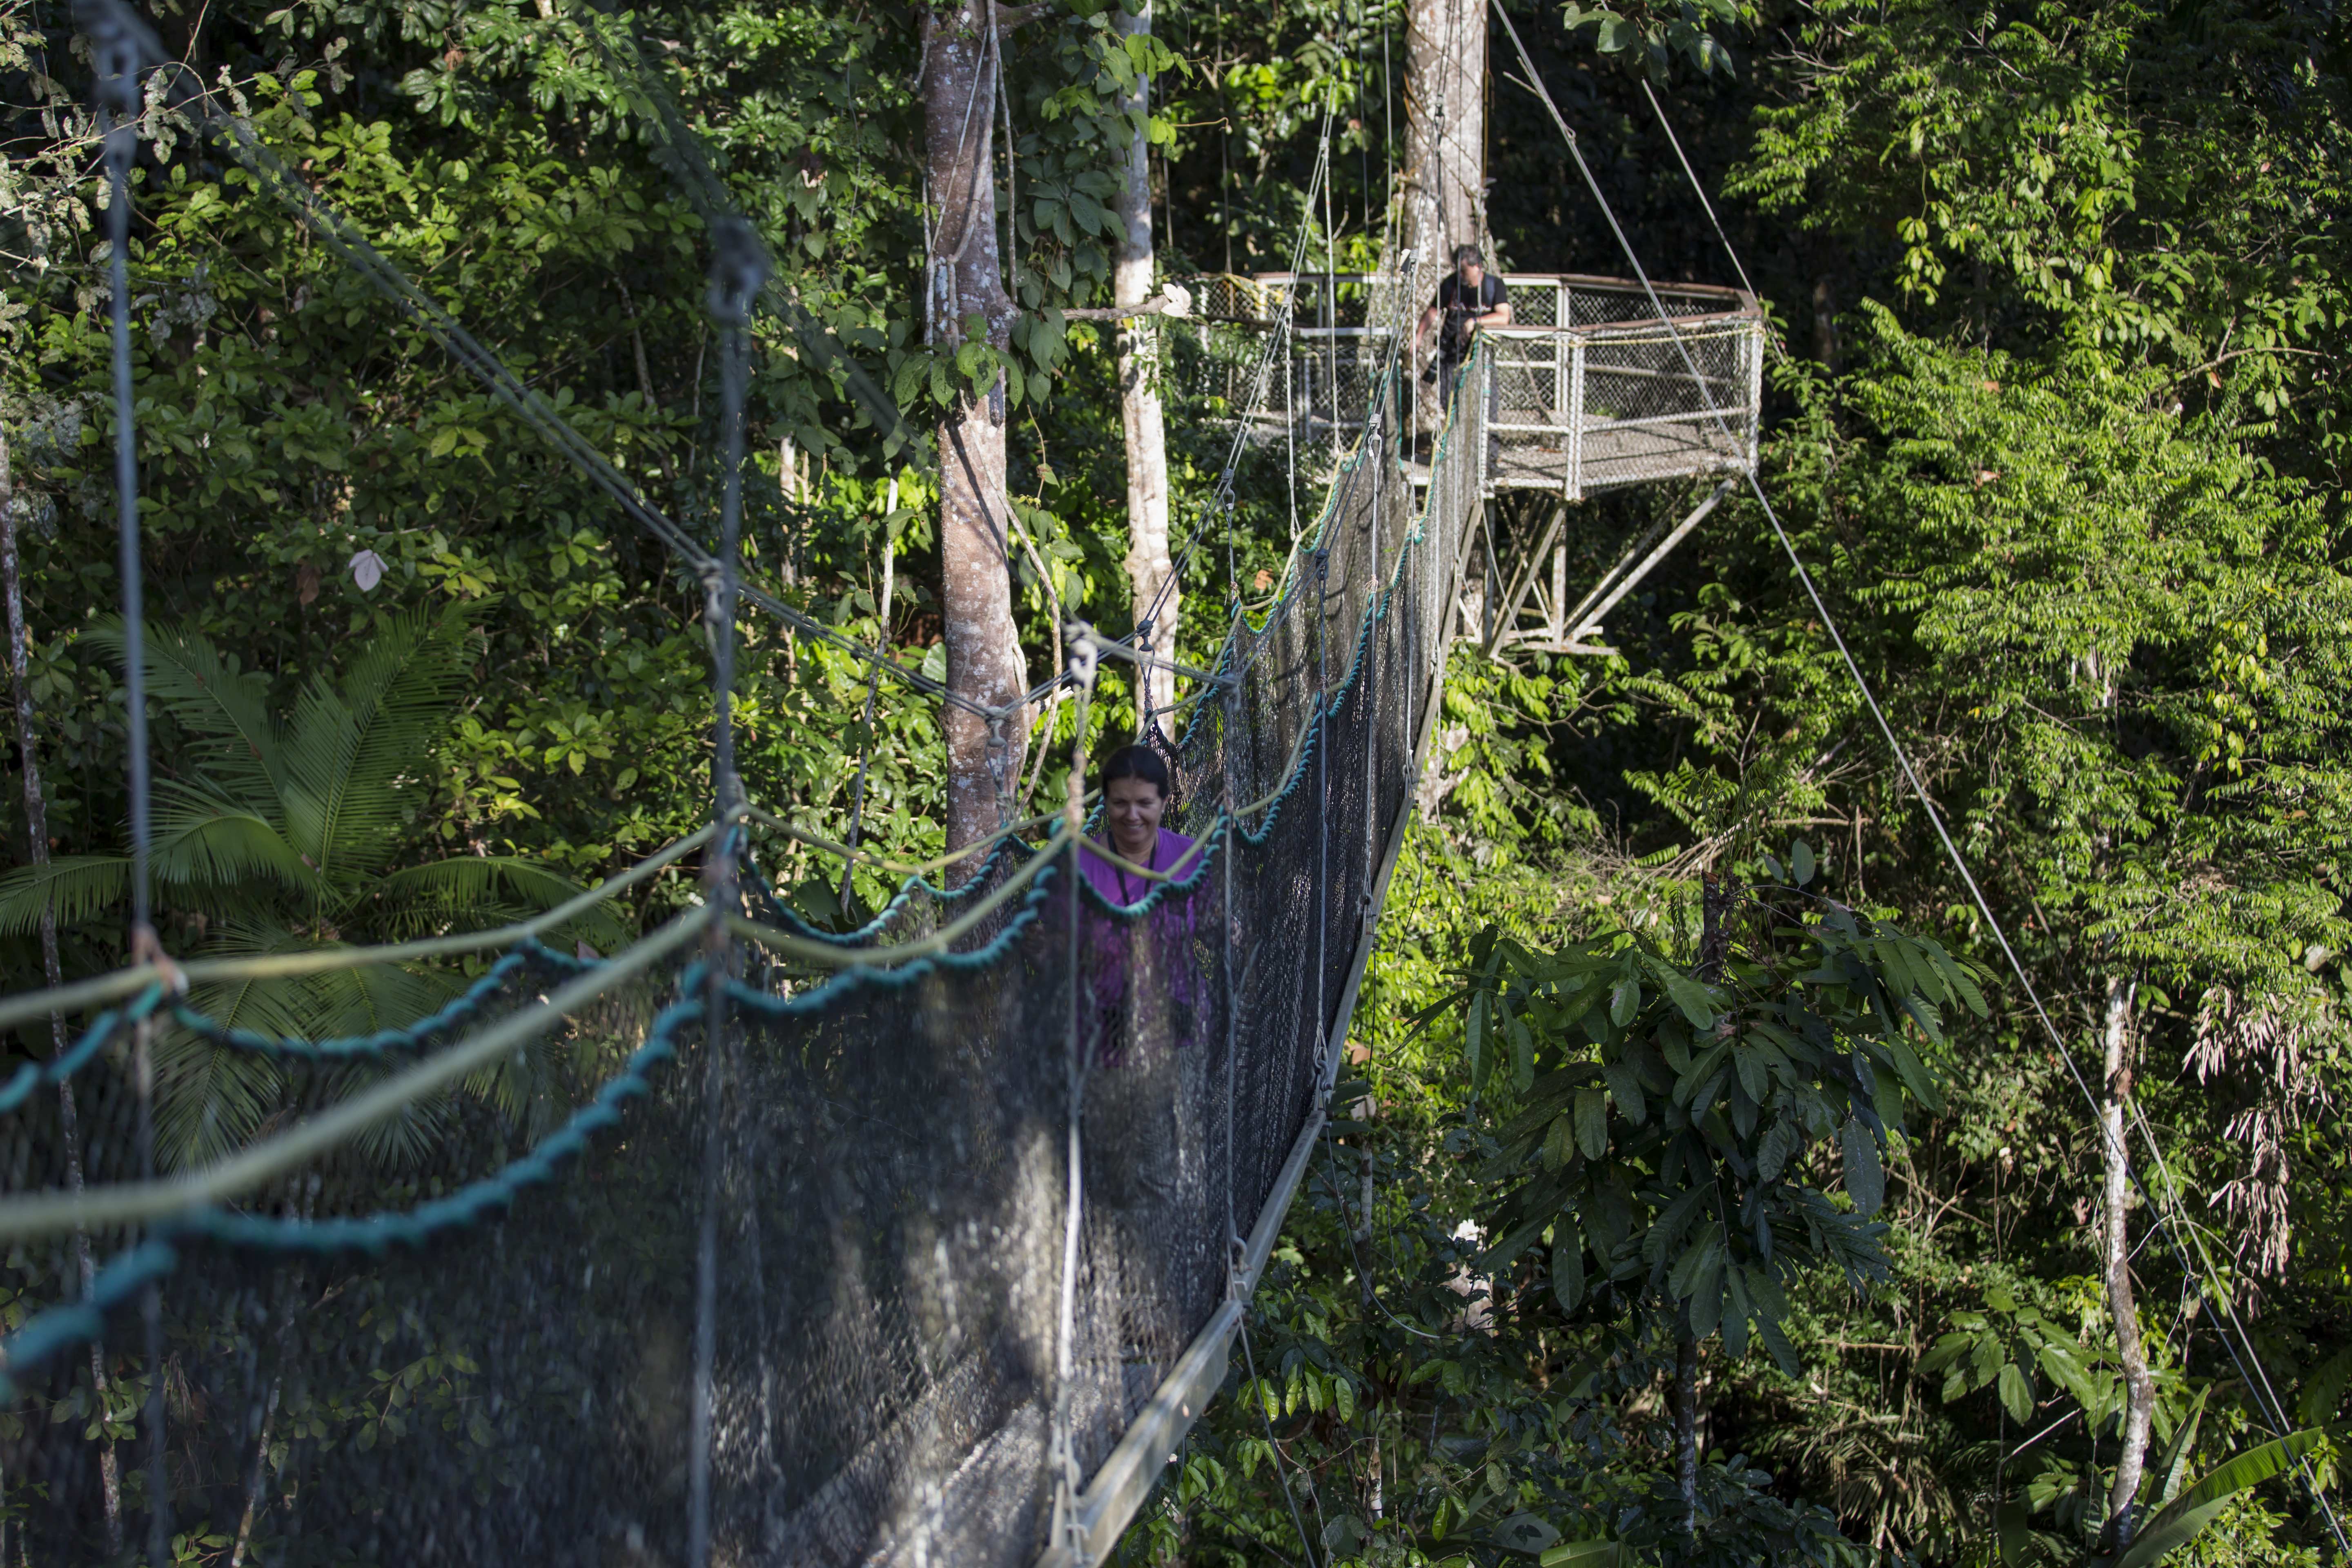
[1489,4,2349,1551]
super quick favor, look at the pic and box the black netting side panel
[0,345,1490,1568]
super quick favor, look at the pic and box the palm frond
[300,959,464,1041]
[83,617,281,797]
[316,1057,462,1171]
[150,785,319,906]
[282,609,475,885]
[153,1023,287,1171]
[372,856,623,944]
[0,856,127,935]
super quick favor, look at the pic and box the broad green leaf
[1841,1117,1885,1215]
[1608,974,1640,1027]
[2113,1430,2328,1568]
[1541,1542,1626,1568]
[2152,1384,2209,1506]
[1996,1361,2035,1423]
[1791,839,1815,885]
[1662,970,1717,1029]
[1757,1117,1798,1183]
[1509,1011,1536,1092]
[1574,1087,1609,1161]
[1601,1058,1647,1125]
[1888,1036,1944,1112]
[1552,1235,1586,1312]
[1734,1043,1770,1104]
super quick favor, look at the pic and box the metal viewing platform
[1184,270,1768,656]
[1189,272,1766,500]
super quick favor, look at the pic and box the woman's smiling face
[1105,774,1166,861]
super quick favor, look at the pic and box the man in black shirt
[1414,244,1511,411]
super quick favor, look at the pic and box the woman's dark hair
[1098,743,1172,800]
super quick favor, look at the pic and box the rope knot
[129,922,186,997]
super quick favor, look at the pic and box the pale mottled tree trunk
[1113,3,1176,728]
[2102,977,2156,1546]
[0,428,124,1553]
[924,0,1031,860]
[1401,0,1485,292]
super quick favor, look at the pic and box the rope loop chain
[3,10,1485,1566]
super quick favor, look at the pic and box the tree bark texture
[1401,0,1486,294]
[0,428,124,1551]
[924,0,1030,862]
[1113,3,1176,730]
[2101,977,2155,1546]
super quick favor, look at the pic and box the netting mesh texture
[0,350,1487,1565]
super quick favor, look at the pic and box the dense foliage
[2,0,2348,1561]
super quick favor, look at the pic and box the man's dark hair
[1453,244,1484,267]
[1099,743,1172,800]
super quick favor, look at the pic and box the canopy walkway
[0,11,1771,1565]
[0,45,1518,1544]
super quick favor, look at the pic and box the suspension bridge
[35,4,2325,1568]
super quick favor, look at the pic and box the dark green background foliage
[3,0,2350,1561]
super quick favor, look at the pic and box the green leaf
[1840,1118,1885,1215]
[2299,1342,2352,1427]
[1996,1361,2035,1423]
[1662,971,1717,1030]
[2113,1430,2329,1568]
[1791,839,1815,885]
[1540,1543,1626,1568]
[1552,1235,1587,1312]
[1601,1058,1647,1125]
[1468,989,1491,1085]
[1592,13,1635,52]
[1573,1087,1609,1161]
[2152,1384,2210,1506]
[1757,1117,1798,1183]
[1608,974,1640,1027]
[1509,1010,1536,1093]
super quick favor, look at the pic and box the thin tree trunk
[1113,2,1176,729]
[2102,976,2155,1546]
[1401,0,1485,292]
[0,429,125,1554]
[923,0,1031,862]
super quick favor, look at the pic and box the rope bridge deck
[0,20,1496,1547]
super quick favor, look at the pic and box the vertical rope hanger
[686,216,769,1568]
[77,6,171,1561]
[1051,634,1099,1561]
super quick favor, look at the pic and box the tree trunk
[1401,0,1485,289]
[0,428,125,1554]
[1113,2,1176,730]
[923,0,1031,862]
[2101,976,2156,1546]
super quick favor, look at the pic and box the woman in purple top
[1076,745,1205,1223]
[1078,744,1201,904]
